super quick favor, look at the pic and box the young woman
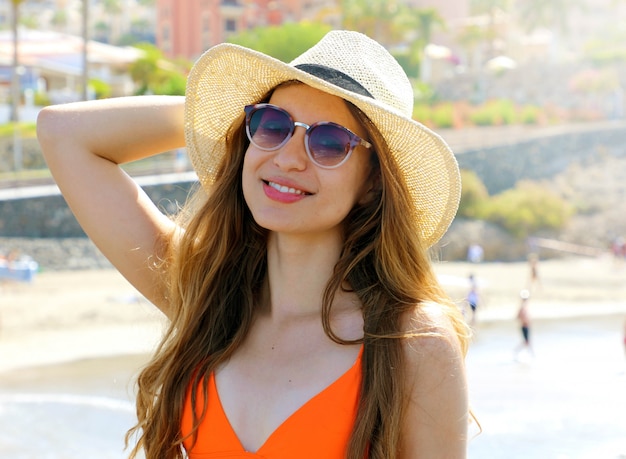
[37,30,470,459]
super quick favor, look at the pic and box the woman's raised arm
[37,96,186,313]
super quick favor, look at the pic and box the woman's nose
[272,128,309,171]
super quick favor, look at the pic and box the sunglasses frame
[244,104,372,169]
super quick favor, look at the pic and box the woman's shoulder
[400,301,467,365]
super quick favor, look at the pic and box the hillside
[441,157,625,260]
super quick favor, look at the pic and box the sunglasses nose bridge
[289,120,311,150]
[293,121,310,132]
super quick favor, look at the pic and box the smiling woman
[36,30,470,459]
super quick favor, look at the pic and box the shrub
[458,169,489,218]
[470,99,517,126]
[468,102,495,126]
[153,72,187,96]
[34,92,51,107]
[494,99,517,125]
[413,103,432,126]
[431,102,455,128]
[518,105,541,125]
[89,78,111,99]
[413,81,437,104]
[0,122,37,138]
[484,181,574,239]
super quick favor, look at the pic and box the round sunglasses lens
[308,125,351,166]
[249,107,291,149]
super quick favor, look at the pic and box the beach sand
[1,254,625,374]
[0,269,166,374]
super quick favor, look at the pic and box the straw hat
[185,30,460,247]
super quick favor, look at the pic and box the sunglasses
[244,104,372,169]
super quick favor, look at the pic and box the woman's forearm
[37,95,186,165]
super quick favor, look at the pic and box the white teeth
[268,181,304,195]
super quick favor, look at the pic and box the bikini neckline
[212,345,363,454]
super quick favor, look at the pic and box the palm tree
[412,7,446,46]
[470,0,512,60]
[515,0,584,35]
[340,0,405,46]
[514,0,587,61]
[10,0,23,123]
[456,23,486,72]
[103,0,123,44]
[81,0,89,100]
[405,7,446,78]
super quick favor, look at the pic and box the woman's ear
[358,170,382,205]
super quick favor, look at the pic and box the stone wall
[0,181,198,271]
[0,181,197,238]
[455,123,626,194]
[0,137,45,172]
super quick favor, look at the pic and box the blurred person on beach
[466,243,484,263]
[466,274,480,325]
[514,289,534,359]
[623,316,626,360]
[611,237,626,266]
[37,31,471,459]
[526,253,541,292]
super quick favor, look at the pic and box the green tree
[89,78,111,99]
[51,9,68,30]
[228,22,332,62]
[102,0,124,44]
[93,20,110,42]
[405,7,446,78]
[470,0,512,60]
[10,0,24,122]
[340,0,404,46]
[129,43,189,95]
[341,0,447,78]
[515,0,587,65]
[103,0,122,14]
[410,7,445,47]
[456,23,487,72]
[515,0,585,35]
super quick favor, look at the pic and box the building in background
[0,28,141,118]
[155,0,337,60]
[155,0,245,60]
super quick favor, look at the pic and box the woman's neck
[263,230,345,320]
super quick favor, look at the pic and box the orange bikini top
[181,349,363,458]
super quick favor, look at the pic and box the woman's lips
[262,180,311,203]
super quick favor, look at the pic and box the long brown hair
[126,84,470,458]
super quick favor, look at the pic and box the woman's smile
[263,180,310,203]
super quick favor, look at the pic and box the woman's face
[242,84,374,238]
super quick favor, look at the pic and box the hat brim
[185,43,460,247]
